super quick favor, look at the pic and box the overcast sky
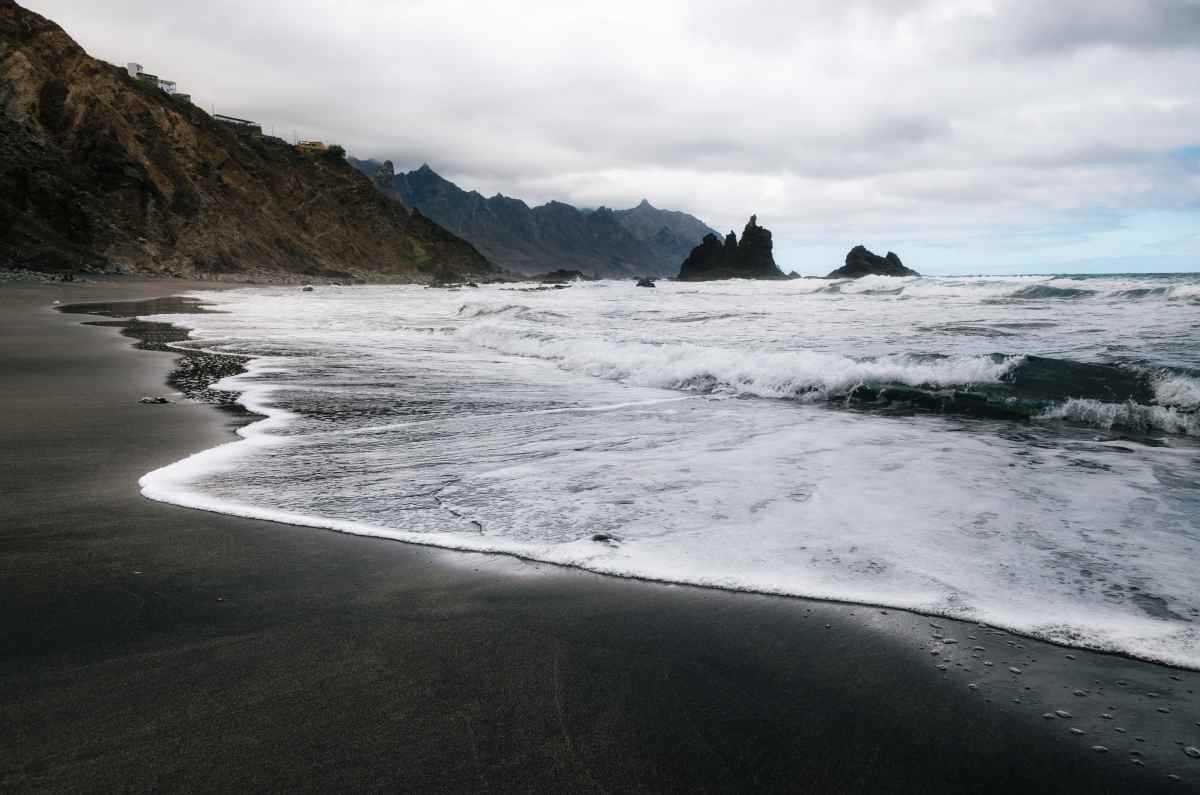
[28,0,1200,274]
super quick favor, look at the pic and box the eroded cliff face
[0,0,493,281]
[676,215,787,281]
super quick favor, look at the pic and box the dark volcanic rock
[636,277,656,288]
[676,215,787,281]
[538,269,588,284]
[0,3,493,281]
[827,246,919,279]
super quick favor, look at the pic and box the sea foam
[133,279,1200,669]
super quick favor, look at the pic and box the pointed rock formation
[826,246,919,278]
[676,215,787,281]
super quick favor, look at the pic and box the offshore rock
[676,215,787,281]
[826,246,920,279]
[635,277,656,288]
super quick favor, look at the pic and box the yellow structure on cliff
[296,140,328,154]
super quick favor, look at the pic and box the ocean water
[141,274,1200,667]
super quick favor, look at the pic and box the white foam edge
[137,370,1200,671]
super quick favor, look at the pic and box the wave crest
[1038,399,1199,436]
[459,320,1021,400]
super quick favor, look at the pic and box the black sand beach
[2,280,1198,793]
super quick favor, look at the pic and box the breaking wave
[458,319,1021,401]
[459,312,1200,434]
[1038,400,1200,436]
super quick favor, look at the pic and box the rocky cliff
[826,246,919,278]
[0,1,494,281]
[350,160,716,278]
[676,216,787,281]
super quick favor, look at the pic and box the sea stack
[826,246,919,278]
[676,215,787,281]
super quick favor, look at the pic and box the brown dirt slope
[0,0,495,282]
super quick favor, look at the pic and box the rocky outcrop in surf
[827,246,919,279]
[676,216,787,281]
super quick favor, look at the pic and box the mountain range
[351,159,717,278]
[0,0,493,282]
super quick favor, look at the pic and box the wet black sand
[2,279,1199,792]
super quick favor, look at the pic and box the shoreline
[2,278,1197,791]
[78,292,1200,674]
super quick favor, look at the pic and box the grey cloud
[23,0,1200,273]
[996,0,1200,54]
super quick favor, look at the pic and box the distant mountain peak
[350,161,719,277]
